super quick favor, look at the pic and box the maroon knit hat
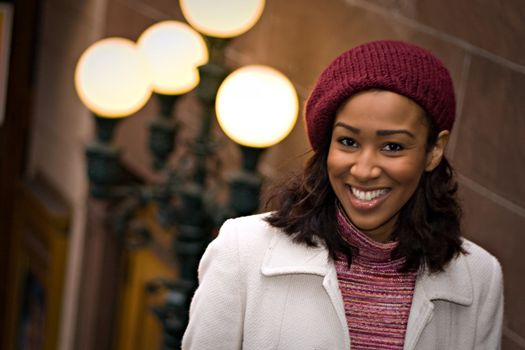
[305,40,456,151]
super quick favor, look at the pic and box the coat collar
[261,231,330,277]
[261,232,474,350]
[261,231,474,306]
[416,258,473,306]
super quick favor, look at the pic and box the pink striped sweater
[335,210,417,350]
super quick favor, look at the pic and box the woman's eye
[383,143,404,152]
[338,137,357,148]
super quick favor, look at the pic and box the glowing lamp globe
[137,21,208,95]
[180,0,265,38]
[74,38,152,118]
[216,65,298,148]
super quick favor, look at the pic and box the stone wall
[30,0,524,348]
[104,1,525,348]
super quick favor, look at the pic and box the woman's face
[327,90,447,242]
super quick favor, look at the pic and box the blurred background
[0,0,523,349]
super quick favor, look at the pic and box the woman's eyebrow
[334,122,415,138]
[333,122,360,133]
[377,129,415,138]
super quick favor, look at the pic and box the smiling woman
[327,90,446,243]
[182,41,503,350]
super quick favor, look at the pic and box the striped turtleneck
[335,209,417,350]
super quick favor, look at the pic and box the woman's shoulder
[418,238,502,307]
[221,212,274,230]
[218,212,280,241]
[453,238,503,290]
[460,238,501,272]
[208,212,322,279]
[212,212,287,258]
[212,212,331,283]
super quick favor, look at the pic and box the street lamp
[74,38,152,198]
[180,0,265,38]
[74,29,210,349]
[216,65,298,216]
[216,65,298,148]
[75,38,152,118]
[137,20,209,171]
[137,20,207,95]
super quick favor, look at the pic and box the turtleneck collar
[336,206,401,264]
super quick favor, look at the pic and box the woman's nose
[349,150,381,181]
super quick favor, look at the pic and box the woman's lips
[346,185,391,210]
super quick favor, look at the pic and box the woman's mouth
[347,185,391,209]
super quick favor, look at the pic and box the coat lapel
[322,264,351,349]
[404,254,474,350]
[261,233,351,349]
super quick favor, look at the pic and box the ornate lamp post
[146,4,267,347]
[75,1,300,349]
[150,64,298,350]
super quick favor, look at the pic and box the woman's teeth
[351,187,389,201]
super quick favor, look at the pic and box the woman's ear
[425,130,449,171]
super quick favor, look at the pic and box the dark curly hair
[265,112,465,273]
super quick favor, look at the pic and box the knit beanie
[305,40,456,152]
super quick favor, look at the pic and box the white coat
[182,213,503,350]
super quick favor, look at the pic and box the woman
[182,40,503,349]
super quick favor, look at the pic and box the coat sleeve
[181,219,244,349]
[475,255,504,349]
